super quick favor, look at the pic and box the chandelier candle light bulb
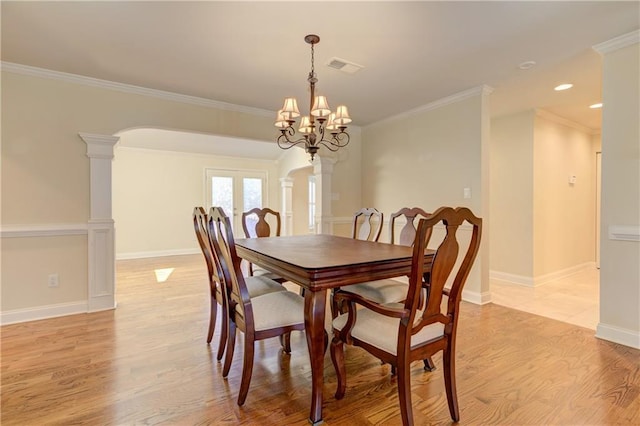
[274,34,351,161]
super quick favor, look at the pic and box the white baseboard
[489,270,534,287]
[462,289,492,305]
[596,322,640,349]
[534,262,596,285]
[116,248,200,260]
[1,301,88,325]
[490,262,596,287]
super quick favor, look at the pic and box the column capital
[279,177,294,187]
[79,133,119,159]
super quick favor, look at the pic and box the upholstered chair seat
[340,279,409,307]
[245,275,287,298]
[333,304,445,356]
[237,291,305,332]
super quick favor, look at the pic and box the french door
[205,168,267,234]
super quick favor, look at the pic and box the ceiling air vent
[326,57,364,74]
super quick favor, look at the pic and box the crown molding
[0,61,274,117]
[535,109,597,135]
[593,30,640,55]
[365,85,494,128]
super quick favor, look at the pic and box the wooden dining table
[235,234,433,425]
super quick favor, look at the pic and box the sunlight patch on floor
[154,268,175,283]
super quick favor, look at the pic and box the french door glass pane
[243,178,263,211]
[211,176,233,219]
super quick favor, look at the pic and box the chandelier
[274,34,351,161]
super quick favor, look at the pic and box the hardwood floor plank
[2,254,638,425]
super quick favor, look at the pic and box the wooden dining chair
[389,207,433,247]
[332,207,431,323]
[330,207,482,426]
[352,207,384,242]
[193,207,286,362]
[208,206,306,406]
[241,207,287,283]
[193,207,226,358]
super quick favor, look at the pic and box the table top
[235,234,431,291]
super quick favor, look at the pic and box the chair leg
[397,357,414,426]
[330,289,339,319]
[216,302,228,361]
[280,332,292,353]
[423,356,436,371]
[443,344,460,422]
[207,294,216,344]
[222,320,236,378]
[330,337,346,400]
[237,337,255,406]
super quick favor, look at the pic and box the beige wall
[490,111,535,277]
[2,236,88,310]
[533,113,597,277]
[361,91,490,302]
[598,41,640,344]
[362,96,484,220]
[1,72,277,225]
[490,111,598,282]
[1,70,363,316]
[0,70,280,314]
[328,127,363,218]
[112,145,279,257]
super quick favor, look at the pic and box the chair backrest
[242,207,281,238]
[403,207,482,339]
[193,206,216,281]
[209,206,253,328]
[352,208,384,242]
[389,207,431,246]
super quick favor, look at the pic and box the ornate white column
[312,156,336,234]
[79,132,119,312]
[280,177,294,236]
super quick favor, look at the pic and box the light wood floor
[2,255,638,425]
[491,267,600,330]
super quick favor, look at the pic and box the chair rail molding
[79,132,119,312]
[0,223,88,238]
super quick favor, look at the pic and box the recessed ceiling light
[518,61,536,70]
[590,103,603,109]
[554,83,573,91]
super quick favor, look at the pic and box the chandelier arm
[277,132,310,150]
[316,140,341,152]
[318,131,350,149]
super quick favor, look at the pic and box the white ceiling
[2,1,639,156]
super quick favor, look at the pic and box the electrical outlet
[48,273,59,288]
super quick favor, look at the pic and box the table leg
[304,289,327,425]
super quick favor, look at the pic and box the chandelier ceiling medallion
[274,34,351,161]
